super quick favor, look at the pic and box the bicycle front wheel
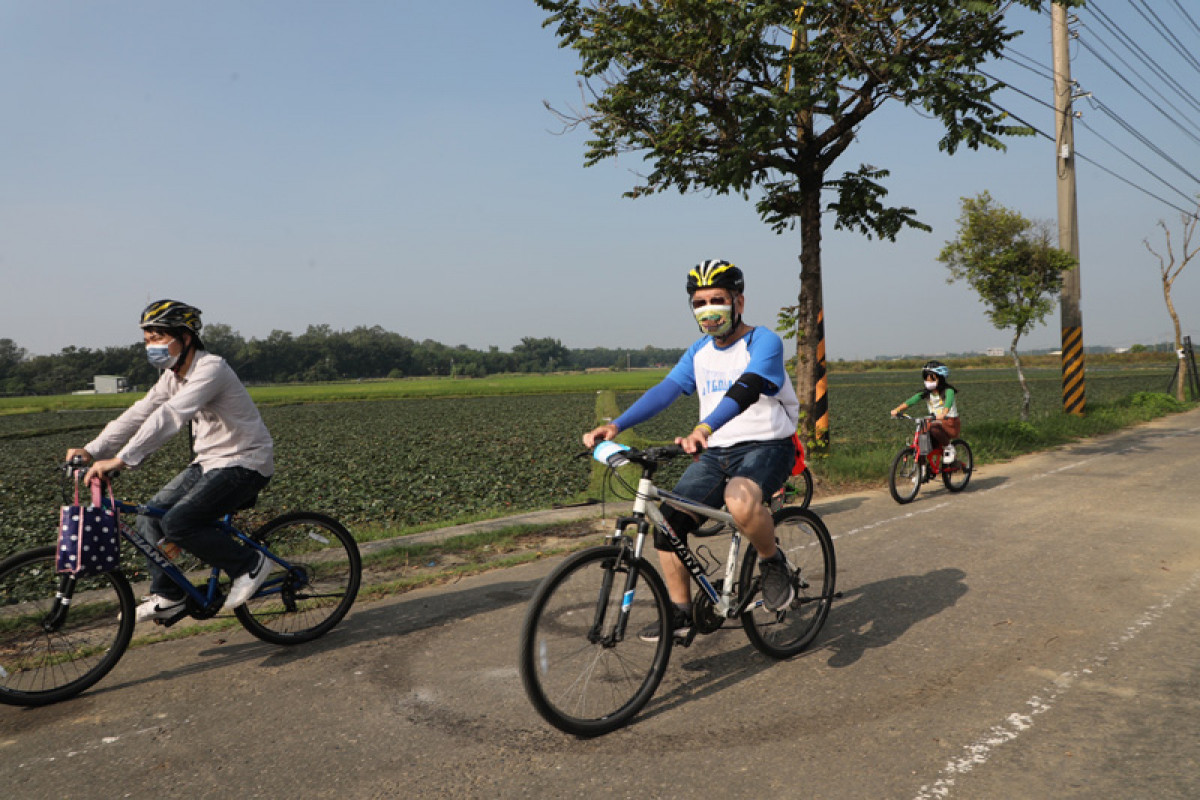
[234,512,361,645]
[519,545,672,736]
[0,546,135,706]
[889,446,921,504]
[941,439,974,493]
[740,507,836,659]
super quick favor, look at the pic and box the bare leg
[724,476,777,559]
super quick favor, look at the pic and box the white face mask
[924,380,938,391]
[146,344,179,369]
[693,304,734,337]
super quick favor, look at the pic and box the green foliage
[536,0,1067,234]
[939,191,1077,339]
[0,362,1181,562]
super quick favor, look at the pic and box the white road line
[912,568,1200,799]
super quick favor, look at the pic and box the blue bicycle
[0,463,361,706]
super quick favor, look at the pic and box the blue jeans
[659,438,794,550]
[140,464,271,599]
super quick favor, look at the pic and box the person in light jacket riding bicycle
[583,260,801,642]
[890,360,961,464]
[65,300,274,623]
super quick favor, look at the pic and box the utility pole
[1052,3,1086,414]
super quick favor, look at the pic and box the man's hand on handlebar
[675,425,710,456]
[583,423,619,449]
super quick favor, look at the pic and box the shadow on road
[90,575,545,700]
[818,567,969,668]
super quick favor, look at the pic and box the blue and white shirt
[665,327,799,447]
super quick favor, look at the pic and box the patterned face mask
[693,304,734,337]
[146,344,178,369]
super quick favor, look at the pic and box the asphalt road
[3,408,1199,799]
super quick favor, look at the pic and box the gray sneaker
[759,552,796,612]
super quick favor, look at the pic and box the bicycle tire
[794,467,814,511]
[234,512,361,645]
[519,545,672,736]
[888,446,921,504]
[941,439,974,493]
[739,507,836,659]
[0,545,135,706]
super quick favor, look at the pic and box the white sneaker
[135,594,186,623]
[943,444,956,464]
[222,552,271,610]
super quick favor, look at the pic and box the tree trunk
[794,165,827,451]
[1165,281,1186,402]
[1010,331,1030,421]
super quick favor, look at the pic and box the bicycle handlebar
[591,441,688,469]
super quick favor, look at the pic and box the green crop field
[0,363,1184,560]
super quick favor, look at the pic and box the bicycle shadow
[817,567,969,668]
[89,576,544,698]
[630,637,777,726]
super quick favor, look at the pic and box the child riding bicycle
[890,360,961,463]
[65,300,274,623]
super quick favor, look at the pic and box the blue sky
[2,1,1198,361]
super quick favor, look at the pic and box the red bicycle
[888,414,973,504]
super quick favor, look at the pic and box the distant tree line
[0,326,685,396]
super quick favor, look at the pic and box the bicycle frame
[105,498,281,617]
[612,472,758,623]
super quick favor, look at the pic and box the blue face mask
[146,344,178,369]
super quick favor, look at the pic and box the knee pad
[654,505,698,550]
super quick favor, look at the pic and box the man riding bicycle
[65,300,274,622]
[583,260,801,641]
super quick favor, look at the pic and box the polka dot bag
[56,475,121,577]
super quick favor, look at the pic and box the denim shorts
[671,437,795,509]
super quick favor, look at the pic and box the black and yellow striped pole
[1061,326,1085,414]
[1052,6,1086,414]
[813,307,829,447]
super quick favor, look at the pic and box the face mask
[146,344,179,369]
[693,304,734,337]
[924,380,938,391]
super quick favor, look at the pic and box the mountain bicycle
[0,463,361,707]
[518,441,837,736]
[695,466,814,536]
[888,414,973,504]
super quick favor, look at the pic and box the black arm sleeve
[723,372,777,412]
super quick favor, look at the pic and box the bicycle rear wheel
[740,507,835,659]
[941,439,973,493]
[234,512,361,645]
[889,446,921,504]
[793,467,814,511]
[519,545,672,736]
[0,546,135,706]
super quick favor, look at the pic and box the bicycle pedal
[155,607,191,628]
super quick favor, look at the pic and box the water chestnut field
[0,363,1184,558]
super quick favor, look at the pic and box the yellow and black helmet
[686,259,744,296]
[139,300,203,346]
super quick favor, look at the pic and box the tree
[512,337,572,373]
[1143,201,1198,402]
[938,192,1076,420]
[534,0,1079,448]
